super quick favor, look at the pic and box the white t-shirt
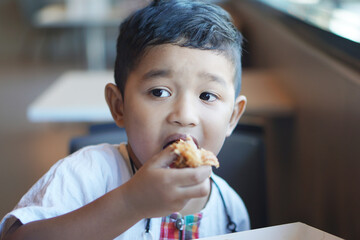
[0,143,249,239]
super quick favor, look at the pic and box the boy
[0,0,249,239]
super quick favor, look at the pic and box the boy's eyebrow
[141,70,228,87]
[142,69,171,81]
[199,72,228,87]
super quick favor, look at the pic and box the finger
[145,146,177,168]
[167,166,212,187]
[178,178,211,199]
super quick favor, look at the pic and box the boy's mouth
[163,140,179,150]
[163,134,199,149]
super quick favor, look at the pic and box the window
[256,0,360,70]
[257,0,360,43]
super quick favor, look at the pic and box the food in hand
[169,135,219,168]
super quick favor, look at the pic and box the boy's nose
[167,95,199,127]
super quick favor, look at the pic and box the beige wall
[228,1,360,239]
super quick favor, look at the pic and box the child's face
[108,44,246,165]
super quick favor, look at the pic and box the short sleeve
[0,144,127,236]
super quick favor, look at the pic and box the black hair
[114,0,243,97]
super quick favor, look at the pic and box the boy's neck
[126,144,143,170]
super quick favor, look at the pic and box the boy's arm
[5,185,141,240]
[4,147,211,240]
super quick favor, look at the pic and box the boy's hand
[122,146,212,219]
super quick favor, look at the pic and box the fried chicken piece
[170,136,219,168]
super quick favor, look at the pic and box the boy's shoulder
[203,174,250,232]
[211,174,234,191]
[64,143,127,174]
[44,143,130,189]
[69,143,122,161]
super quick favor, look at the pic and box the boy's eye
[199,92,217,102]
[151,88,171,98]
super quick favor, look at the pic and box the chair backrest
[69,123,268,229]
[214,124,268,229]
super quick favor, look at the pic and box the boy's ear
[226,95,247,137]
[105,83,125,127]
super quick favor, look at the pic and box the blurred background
[0,0,359,239]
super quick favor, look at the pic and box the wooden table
[27,71,114,122]
[242,69,294,118]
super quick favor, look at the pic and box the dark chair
[69,123,268,229]
[214,124,268,229]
